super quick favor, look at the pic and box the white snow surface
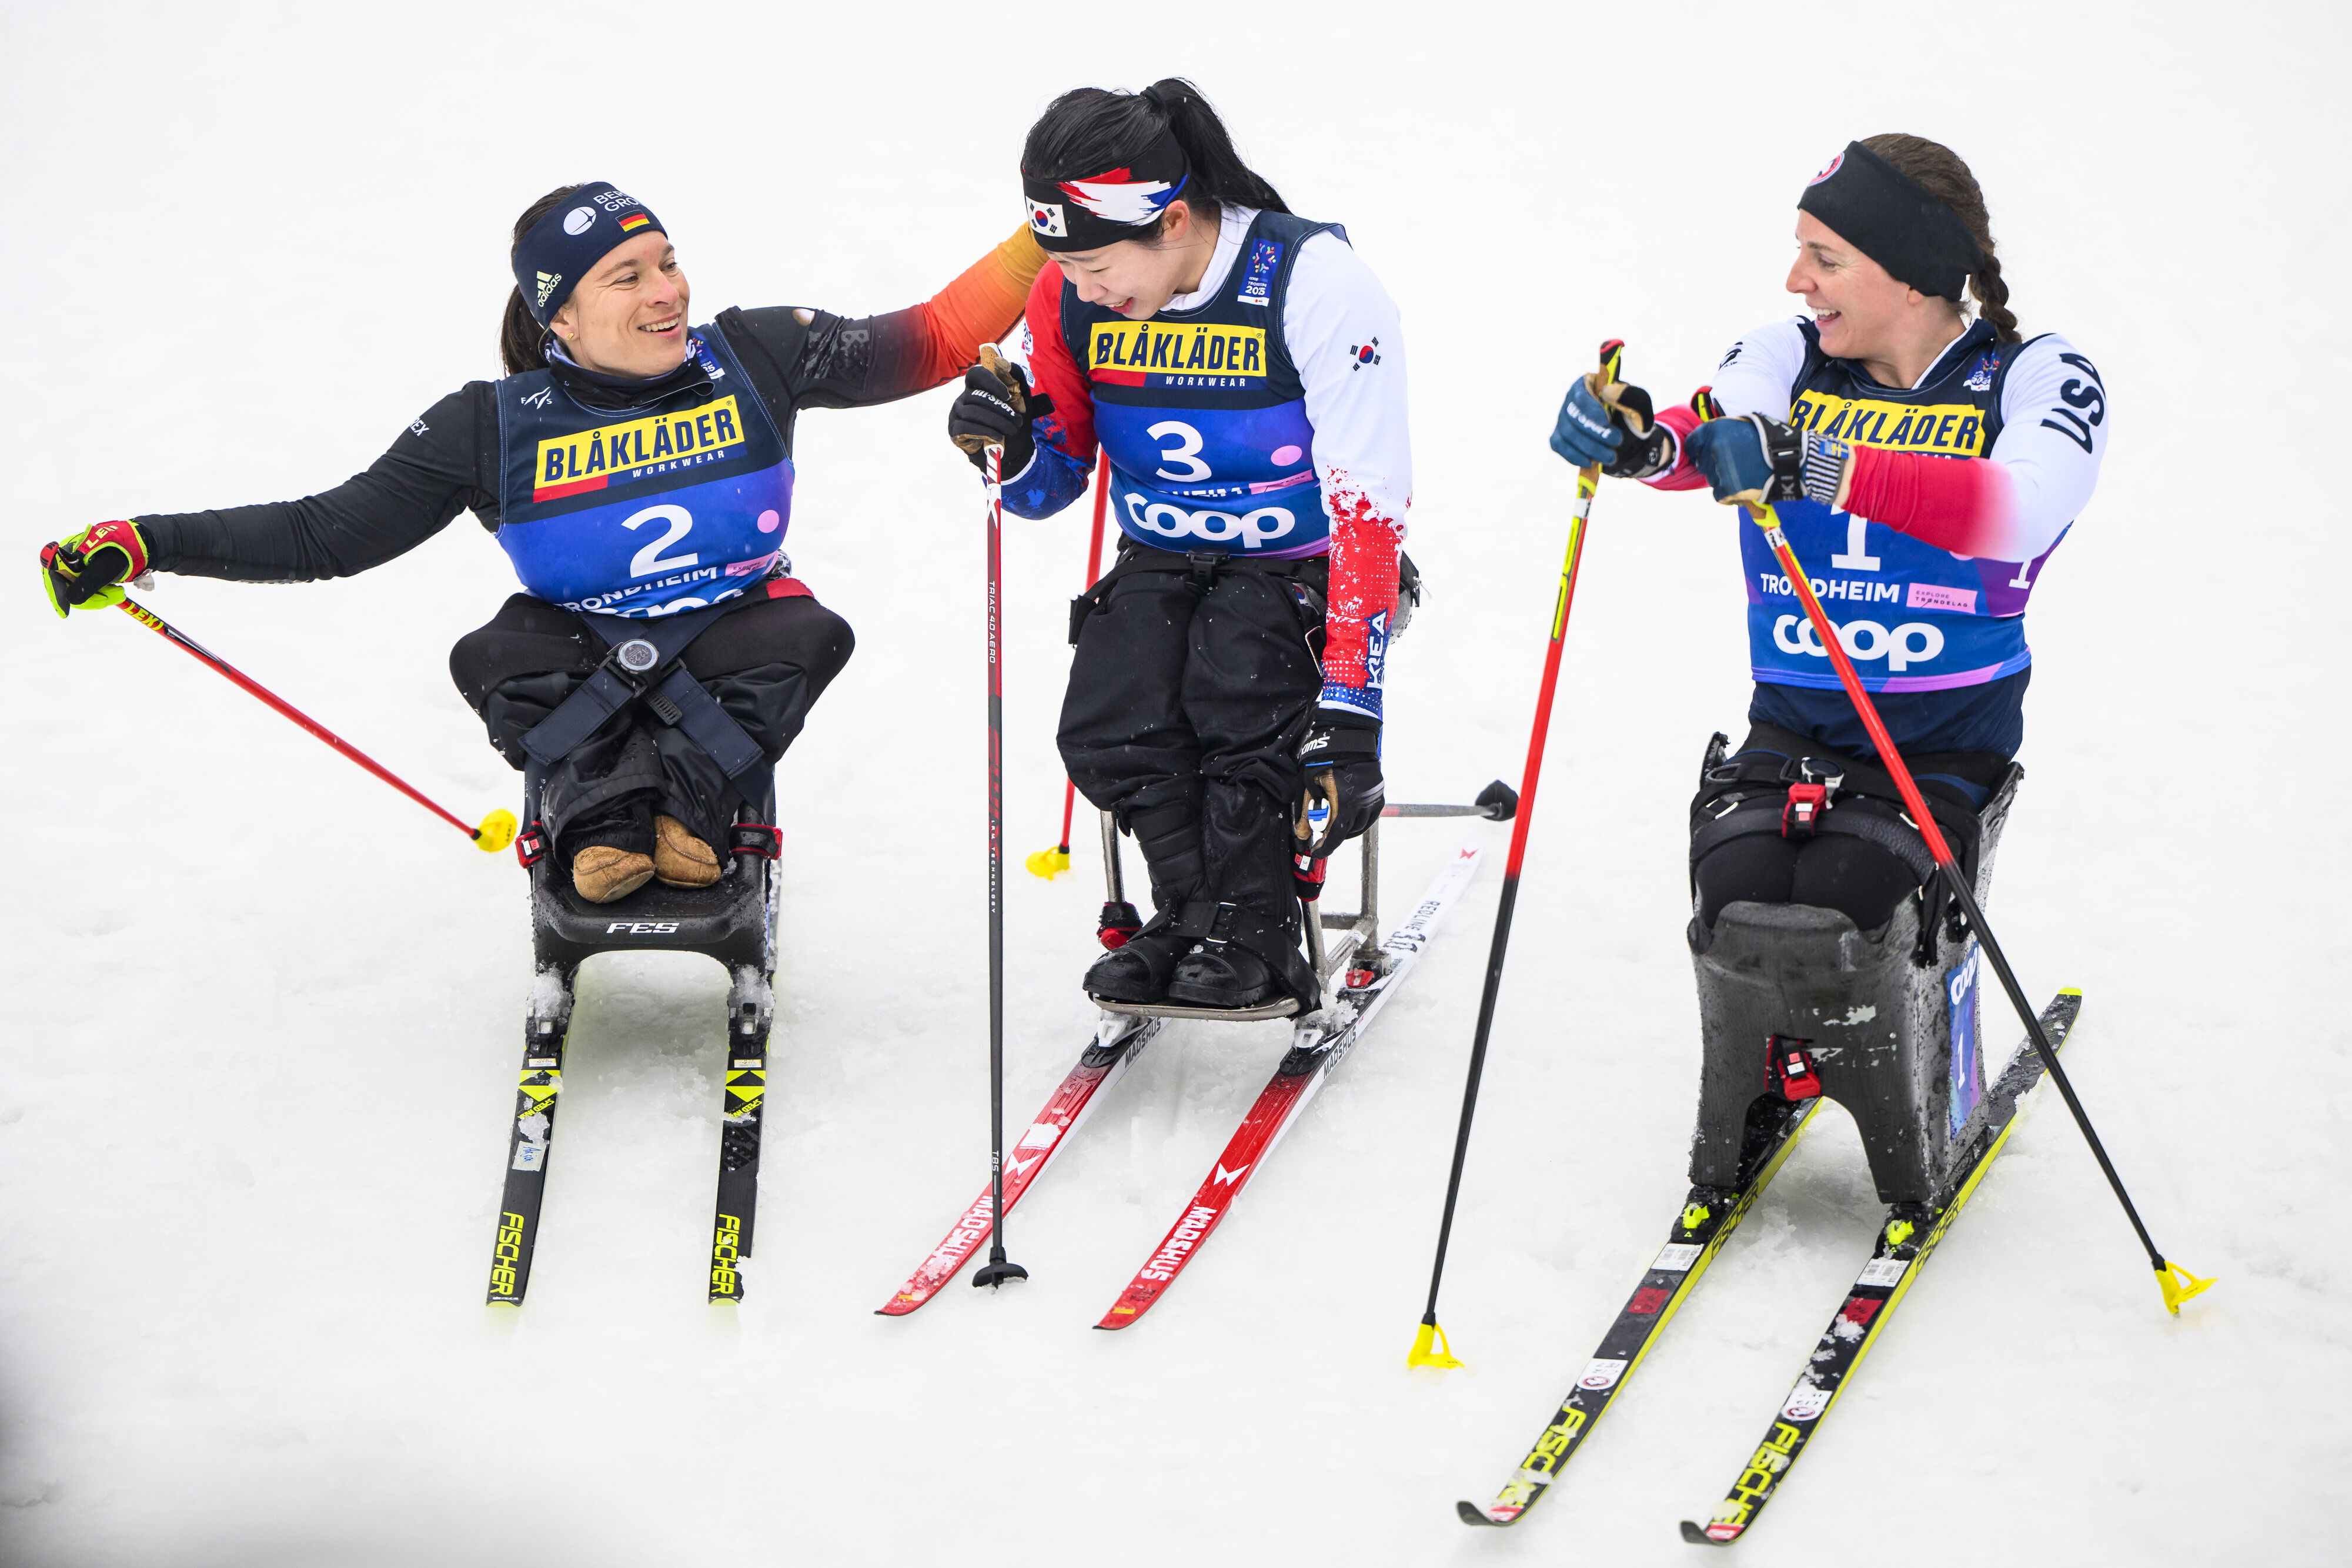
[5,5,2347,1564]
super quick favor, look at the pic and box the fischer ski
[1682,988,2084,1547]
[878,1011,1163,1315]
[1457,1093,1823,1526]
[486,975,573,1306]
[1095,847,1485,1330]
[709,965,777,1303]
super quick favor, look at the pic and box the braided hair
[1858,133,2019,343]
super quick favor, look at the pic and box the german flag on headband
[510,184,668,325]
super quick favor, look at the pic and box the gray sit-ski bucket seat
[1683,728,2024,1207]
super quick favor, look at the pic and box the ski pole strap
[519,602,766,780]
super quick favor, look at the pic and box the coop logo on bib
[1122,491,1299,550]
[1769,611,1946,673]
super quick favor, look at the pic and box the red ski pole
[1408,339,1625,1368]
[1739,494,2209,1314]
[116,596,516,852]
[1028,450,1113,880]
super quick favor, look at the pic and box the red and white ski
[1095,847,1484,1330]
[877,1011,1161,1316]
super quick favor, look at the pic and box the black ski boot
[1083,800,1210,1006]
[1165,901,1321,1011]
[1084,909,1197,1003]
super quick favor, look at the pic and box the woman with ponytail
[40,183,1045,902]
[1549,133,2108,934]
[947,78,1413,1012]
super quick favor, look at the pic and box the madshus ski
[1458,1093,1824,1527]
[1681,988,2084,1547]
[1095,846,1484,1330]
[877,1011,1164,1315]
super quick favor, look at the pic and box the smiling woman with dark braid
[1549,133,2109,932]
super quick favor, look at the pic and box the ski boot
[1165,901,1319,1012]
[1084,908,1196,1004]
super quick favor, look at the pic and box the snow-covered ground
[5,4,2345,1564]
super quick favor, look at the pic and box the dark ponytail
[499,183,589,375]
[1858,133,2019,343]
[1021,78,1287,239]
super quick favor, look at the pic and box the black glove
[1549,372,1675,479]
[1295,713,1384,860]
[947,344,1051,478]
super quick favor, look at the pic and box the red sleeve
[901,225,1050,389]
[1021,265,1097,463]
[1640,401,1711,492]
[1843,447,2013,557]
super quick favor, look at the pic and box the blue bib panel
[1742,323,2064,693]
[494,327,794,618]
[1062,211,1342,560]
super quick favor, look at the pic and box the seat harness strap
[519,601,766,780]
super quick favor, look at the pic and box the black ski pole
[1408,340,1622,1366]
[973,440,1027,1291]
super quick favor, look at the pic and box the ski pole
[1385,780,1519,820]
[115,595,516,852]
[1028,450,1114,880]
[974,441,1027,1291]
[1408,339,1625,1369]
[1726,476,2210,1313]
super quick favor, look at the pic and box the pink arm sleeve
[1842,447,2016,558]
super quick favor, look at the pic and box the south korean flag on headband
[1020,126,1191,253]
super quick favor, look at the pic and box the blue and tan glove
[39,519,150,618]
[1549,372,1673,477]
[1685,413,1850,510]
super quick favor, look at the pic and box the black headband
[1796,142,1983,302]
[1021,125,1191,253]
[512,185,666,325]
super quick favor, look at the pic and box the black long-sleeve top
[140,224,1045,581]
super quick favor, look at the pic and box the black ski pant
[1058,558,1324,921]
[1689,724,2007,932]
[448,589,854,852]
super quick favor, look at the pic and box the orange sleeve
[907,224,1050,387]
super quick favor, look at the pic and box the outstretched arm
[737,225,1048,412]
[136,383,497,581]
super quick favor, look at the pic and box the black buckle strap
[728,823,781,860]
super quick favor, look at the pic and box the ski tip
[874,1294,925,1318]
[1455,1501,1511,1527]
[1681,1519,1737,1547]
[1093,1305,1142,1330]
[2060,985,2084,998]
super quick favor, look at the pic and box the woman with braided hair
[1551,133,2109,932]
